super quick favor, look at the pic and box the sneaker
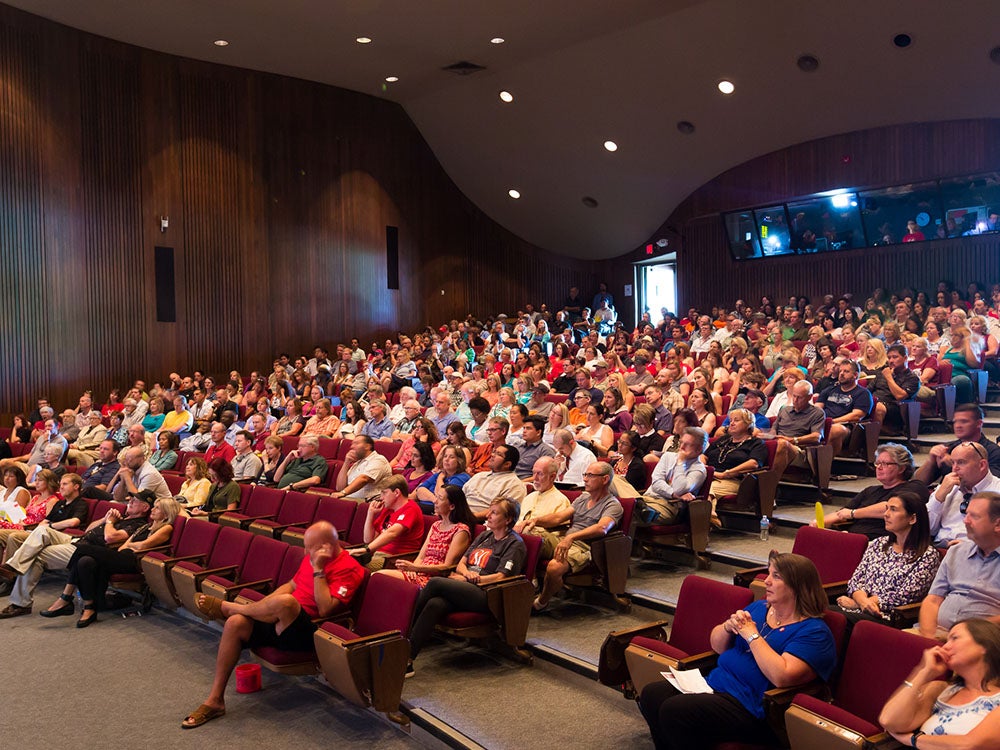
[404,662,415,679]
[0,603,31,619]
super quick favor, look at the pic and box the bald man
[183,521,365,729]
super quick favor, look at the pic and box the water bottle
[759,515,770,542]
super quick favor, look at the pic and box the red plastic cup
[235,663,262,693]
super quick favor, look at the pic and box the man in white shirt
[461,445,526,520]
[642,428,709,524]
[552,429,595,488]
[332,436,391,502]
[231,430,263,483]
[929,441,1000,546]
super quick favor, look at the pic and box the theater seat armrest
[191,565,239,582]
[821,580,850,599]
[321,628,403,647]
[888,602,922,628]
[606,619,671,640]
[132,544,171,559]
[250,521,298,533]
[733,566,767,587]
[674,650,719,672]
[378,551,420,566]
[230,578,273,594]
[480,574,527,591]
[165,553,208,565]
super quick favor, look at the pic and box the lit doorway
[637,261,677,326]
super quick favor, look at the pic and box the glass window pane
[724,211,761,260]
[939,172,1000,237]
[753,206,793,256]
[859,181,943,246]
[786,193,865,252]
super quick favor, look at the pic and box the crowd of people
[1,279,999,743]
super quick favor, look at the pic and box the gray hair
[876,442,915,480]
[683,426,709,453]
[299,436,320,450]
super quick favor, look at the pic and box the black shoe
[76,610,98,628]
[0,564,19,582]
[0,579,13,597]
[0,603,31,619]
[40,602,75,618]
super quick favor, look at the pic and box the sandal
[181,703,226,729]
[195,594,225,621]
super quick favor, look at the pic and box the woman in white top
[543,403,571,447]
[880,619,1000,748]
[574,402,614,457]
[0,465,32,519]
[178,457,212,513]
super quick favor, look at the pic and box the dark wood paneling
[612,119,1000,313]
[0,3,595,417]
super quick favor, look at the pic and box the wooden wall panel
[610,119,1000,313]
[0,3,596,418]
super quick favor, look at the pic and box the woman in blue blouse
[639,552,837,749]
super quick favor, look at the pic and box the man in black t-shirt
[871,344,921,435]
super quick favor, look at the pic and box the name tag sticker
[337,586,348,597]
[504,560,514,570]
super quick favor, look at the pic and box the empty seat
[248,491,319,538]
[141,519,222,609]
[786,621,939,750]
[281,496,357,546]
[598,575,754,697]
[314,574,420,723]
[170,526,255,614]
[201,534,289,601]
[218,486,285,530]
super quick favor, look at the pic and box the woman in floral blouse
[834,490,941,627]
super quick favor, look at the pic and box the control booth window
[786,193,866,252]
[753,206,793,257]
[859,182,943,246]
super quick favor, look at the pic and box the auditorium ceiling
[7,0,1000,259]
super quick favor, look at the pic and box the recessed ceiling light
[491,37,505,45]
[717,80,735,95]
[355,36,372,44]
[508,189,521,199]
[797,54,820,72]
[892,33,912,48]
[213,40,229,47]
[603,140,618,152]
[385,76,399,83]
[582,197,599,208]
[677,121,696,134]
[499,90,514,103]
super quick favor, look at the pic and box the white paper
[660,666,714,694]
[0,499,26,525]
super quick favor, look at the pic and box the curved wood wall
[0,4,592,414]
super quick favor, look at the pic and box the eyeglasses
[582,472,607,479]
[872,461,900,468]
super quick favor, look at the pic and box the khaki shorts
[565,541,592,573]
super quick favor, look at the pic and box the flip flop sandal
[195,594,225,621]
[181,703,226,729]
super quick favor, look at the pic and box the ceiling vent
[442,61,487,76]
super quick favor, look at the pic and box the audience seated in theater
[0,417,67,477]
[928,443,1000,547]
[640,427,709,525]
[176,456,211,511]
[717,388,769,436]
[763,367,805,418]
[182,521,364,728]
[533,461,623,612]
[302,398,342,438]
[161,395,194,438]
[939,326,979,405]
[915,404,1000,484]
[98,445,172,504]
[631,404,667,461]
[573,401,614,458]
[704,408,767,522]
[461,445,525,521]
[359,399,393,440]
[274,435,328,491]
[40,495,181,627]
[515,415,555,479]
[78,440,121,499]
[273,397,306,437]
[400,441,437,495]
[551,429,594,489]
[0,465,34,531]
[638,552,836,750]
[406,498,526,676]
[815,359,873,455]
[767,380,826,480]
[377,484,474,588]
[331,435,391,502]
[203,421,236,465]
[65,410,109,468]
[817,443,930,538]
[390,398,421,441]
[831,490,940,628]
[879,618,1000,747]
[918,492,1000,639]
[28,443,66,485]
[442,421,476,468]
[141,397,166,433]
[609,431,647,496]
[869,343,921,435]
[601,387,633,434]
[428,389,460,436]
[0,475,149,619]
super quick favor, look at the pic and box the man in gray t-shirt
[532,461,623,612]
[770,380,826,479]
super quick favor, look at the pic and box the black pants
[409,576,489,659]
[67,543,140,609]
[638,680,779,750]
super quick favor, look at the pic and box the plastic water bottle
[759,515,770,542]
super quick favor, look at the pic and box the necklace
[717,435,750,466]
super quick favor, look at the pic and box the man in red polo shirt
[203,421,235,466]
[353,475,424,571]
[182,521,364,729]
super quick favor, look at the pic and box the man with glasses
[461,445,525,521]
[532,461,622,612]
[915,403,1000,484]
[469,417,511,474]
[390,397,421,440]
[929,441,1000,547]
[568,389,593,428]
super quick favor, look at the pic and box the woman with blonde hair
[940,326,979,404]
[859,338,888,387]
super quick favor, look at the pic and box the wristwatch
[910,730,924,748]
[744,632,761,645]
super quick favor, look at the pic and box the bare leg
[829,424,849,456]
[200,592,302,634]
[536,558,569,607]
[203,613,254,710]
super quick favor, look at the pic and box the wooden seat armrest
[733,566,767,587]
[212,578,273,597]
[190,564,239,583]
[250,521,299,533]
[321,628,404,647]
[480,574,527,591]
[674,650,719,672]
[132,544,171,559]
[888,602,922,628]
[164,553,208,565]
[606,619,672,640]
[377,551,420,566]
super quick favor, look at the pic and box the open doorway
[637,261,677,326]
